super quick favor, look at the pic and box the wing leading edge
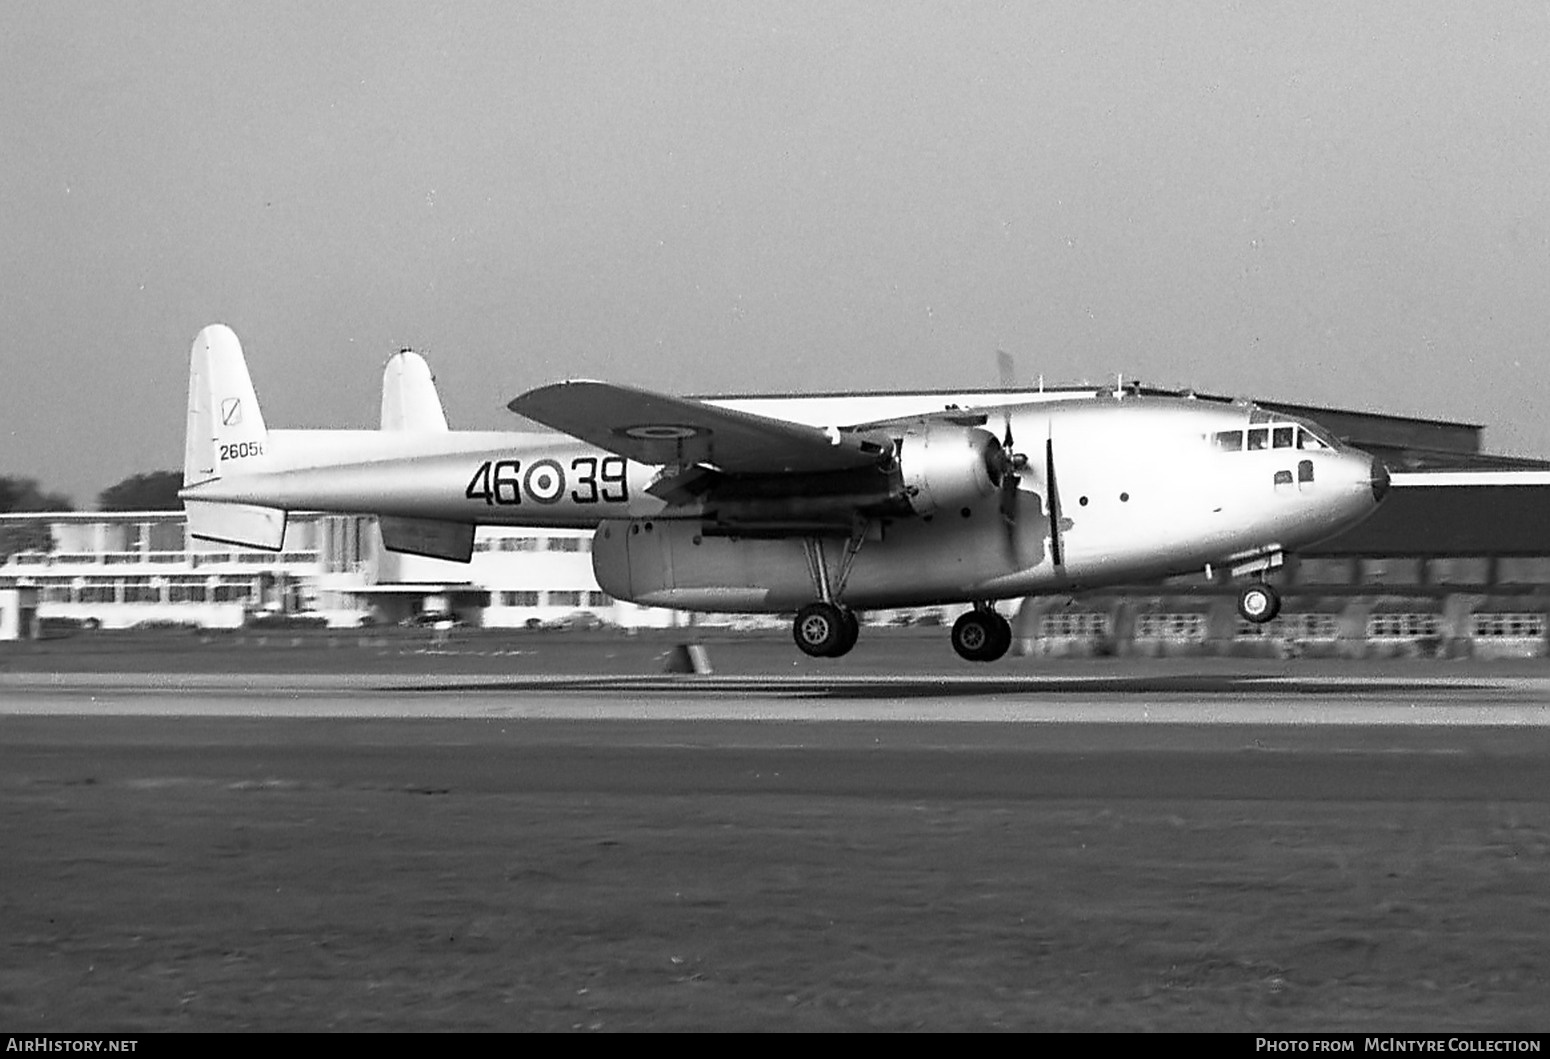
[509,380,892,474]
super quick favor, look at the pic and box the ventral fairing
[179,324,1389,661]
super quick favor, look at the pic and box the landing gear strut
[791,531,869,659]
[951,606,1012,663]
[1237,582,1282,624]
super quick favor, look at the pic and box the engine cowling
[895,425,1008,515]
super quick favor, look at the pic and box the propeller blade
[996,349,1016,389]
[999,471,1023,566]
[1046,436,1064,568]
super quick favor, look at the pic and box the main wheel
[952,610,1011,662]
[984,611,1012,662]
[794,602,848,658]
[1237,582,1282,624]
[832,608,861,657]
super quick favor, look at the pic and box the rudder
[183,324,272,487]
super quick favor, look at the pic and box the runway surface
[4,665,1550,1031]
[5,668,1550,725]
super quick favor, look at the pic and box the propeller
[995,415,1032,562]
[994,415,1066,570]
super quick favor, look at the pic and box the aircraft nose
[1369,457,1391,503]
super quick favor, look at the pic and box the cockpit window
[1273,426,1294,449]
[1297,428,1330,450]
[1248,427,1269,451]
[1212,429,1244,451]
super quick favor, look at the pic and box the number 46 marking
[465,456,628,506]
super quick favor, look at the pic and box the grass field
[4,629,1550,1031]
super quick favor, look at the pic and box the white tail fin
[376,348,472,560]
[380,349,449,431]
[183,324,274,485]
[181,325,286,550]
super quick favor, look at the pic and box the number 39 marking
[466,456,628,507]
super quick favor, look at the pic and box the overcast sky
[4,2,1549,506]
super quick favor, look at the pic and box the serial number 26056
[465,455,628,507]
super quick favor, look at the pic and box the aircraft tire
[952,610,1010,663]
[794,602,848,658]
[832,608,861,657]
[1237,583,1282,624]
[984,611,1012,662]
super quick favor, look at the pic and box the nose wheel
[793,602,861,658]
[1237,582,1282,623]
[951,607,1013,662]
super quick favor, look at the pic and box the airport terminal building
[5,393,1550,656]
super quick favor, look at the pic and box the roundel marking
[523,459,566,504]
[617,424,707,440]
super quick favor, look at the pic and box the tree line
[1,471,183,559]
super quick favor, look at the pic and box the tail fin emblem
[220,398,243,426]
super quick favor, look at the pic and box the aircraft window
[1273,427,1294,449]
[1297,429,1328,450]
[1248,428,1269,451]
[1213,430,1244,451]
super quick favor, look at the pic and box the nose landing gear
[1236,582,1282,623]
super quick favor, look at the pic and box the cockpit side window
[1248,427,1269,451]
[1212,429,1244,451]
[1297,428,1329,450]
[1273,426,1294,449]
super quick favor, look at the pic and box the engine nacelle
[896,425,1007,515]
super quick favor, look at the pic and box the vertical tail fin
[183,324,273,486]
[181,324,285,550]
[375,347,474,561]
[379,349,449,431]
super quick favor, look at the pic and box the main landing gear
[792,601,861,658]
[951,605,1012,663]
[1236,581,1282,623]
[792,534,867,658]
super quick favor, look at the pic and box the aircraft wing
[509,380,892,474]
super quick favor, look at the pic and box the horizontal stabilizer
[379,516,475,563]
[184,499,286,551]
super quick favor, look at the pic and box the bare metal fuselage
[184,394,1385,612]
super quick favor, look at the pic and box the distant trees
[0,476,73,560]
[1,471,187,562]
[97,470,183,512]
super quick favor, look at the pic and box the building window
[1038,612,1110,638]
[1472,613,1547,639]
[1367,613,1440,638]
[547,591,582,607]
[586,592,614,608]
[1135,613,1207,641]
[78,580,116,604]
[213,579,256,603]
[499,537,539,552]
[546,537,584,553]
[121,577,159,603]
[499,591,540,606]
